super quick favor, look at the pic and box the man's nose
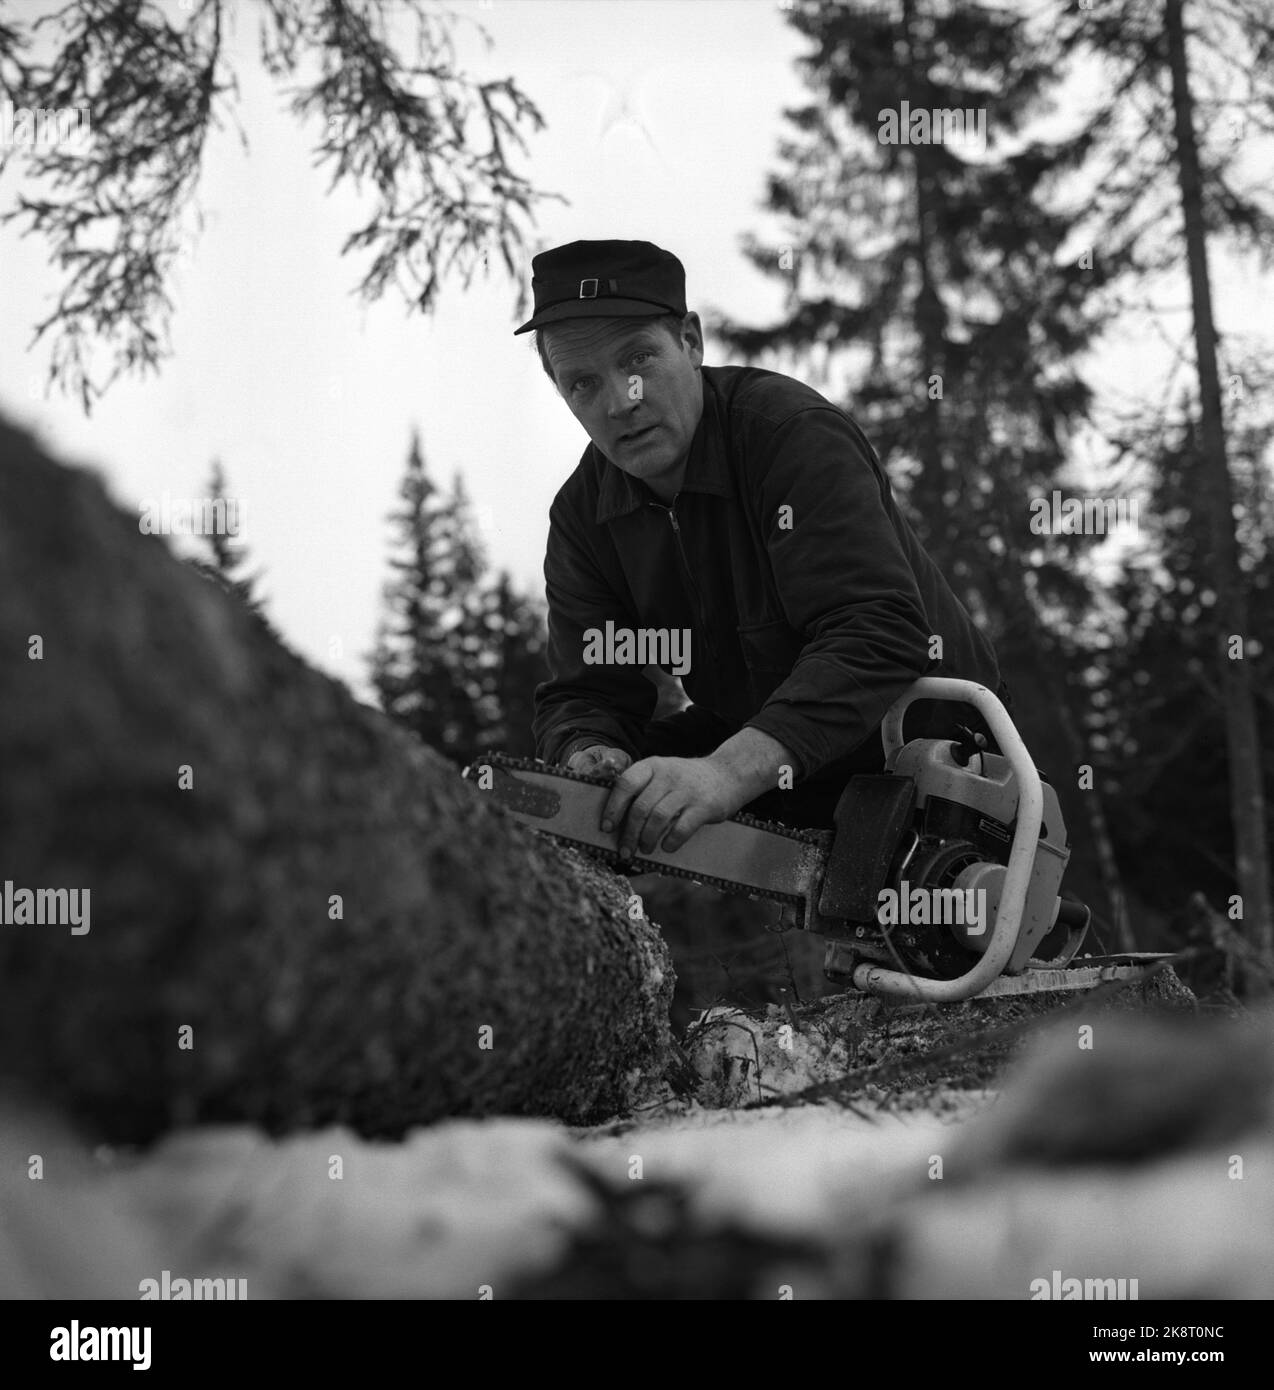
[603,373,640,420]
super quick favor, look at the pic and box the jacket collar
[594,371,734,523]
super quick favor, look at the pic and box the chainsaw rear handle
[855,677,1045,1003]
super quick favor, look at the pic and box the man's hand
[600,756,749,860]
[564,744,633,778]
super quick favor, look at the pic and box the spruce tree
[371,434,549,765]
[1089,366,1274,987]
[189,459,265,616]
[1055,0,1274,975]
[717,0,1127,941]
[370,431,465,757]
[483,570,550,760]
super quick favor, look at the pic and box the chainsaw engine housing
[815,735,1072,982]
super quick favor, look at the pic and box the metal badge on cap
[513,240,686,334]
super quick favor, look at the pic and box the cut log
[0,416,674,1143]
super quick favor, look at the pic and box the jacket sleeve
[740,406,936,780]
[532,497,657,765]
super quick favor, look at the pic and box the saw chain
[462,751,831,907]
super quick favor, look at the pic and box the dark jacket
[533,364,1001,781]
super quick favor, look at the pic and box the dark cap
[513,239,686,335]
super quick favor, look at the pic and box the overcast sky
[1,0,1266,703]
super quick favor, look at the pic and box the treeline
[368,431,548,765]
[187,436,548,767]
[717,0,1273,991]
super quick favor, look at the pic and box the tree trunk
[901,0,949,513]
[977,468,1135,951]
[0,417,674,1144]
[1164,0,1273,982]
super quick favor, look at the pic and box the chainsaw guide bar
[463,750,831,907]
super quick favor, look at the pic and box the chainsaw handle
[859,677,1045,1003]
[881,676,1017,763]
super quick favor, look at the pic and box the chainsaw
[462,678,1166,1002]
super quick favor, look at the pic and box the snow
[3,1000,1271,1299]
[578,1103,982,1240]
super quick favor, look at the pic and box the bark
[901,0,948,510]
[0,416,674,1144]
[1164,0,1273,981]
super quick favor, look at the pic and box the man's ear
[680,311,705,369]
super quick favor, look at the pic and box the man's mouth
[618,423,658,446]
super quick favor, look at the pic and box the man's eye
[631,351,652,366]
[570,378,593,393]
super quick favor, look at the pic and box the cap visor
[513,298,678,335]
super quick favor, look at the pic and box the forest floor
[5,958,1270,1301]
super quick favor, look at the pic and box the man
[518,239,1003,865]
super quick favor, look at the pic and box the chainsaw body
[464,678,1097,1003]
[816,731,1078,984]
[781,679,1085,1000]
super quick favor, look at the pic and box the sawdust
[683,964,1198,1110]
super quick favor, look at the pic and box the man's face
[542,314,705,502]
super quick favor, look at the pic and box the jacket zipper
[649,499,718,665]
